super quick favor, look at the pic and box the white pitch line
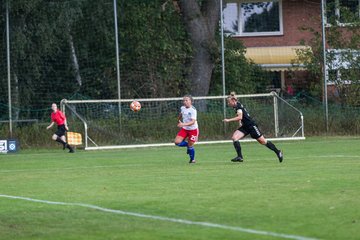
[0,164,144,173]
[0,194,318,240]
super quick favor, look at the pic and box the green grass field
[0,137,359,240]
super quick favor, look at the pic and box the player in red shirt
[46,103,74,153]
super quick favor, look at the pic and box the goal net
[61,92,304,150]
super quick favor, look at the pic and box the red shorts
[177,128,199,143]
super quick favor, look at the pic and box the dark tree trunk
[178,0,220,97]
[69,33,82,87]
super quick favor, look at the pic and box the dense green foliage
[0,137,359,239]
[0,0,266,123]
[119,0,192,98]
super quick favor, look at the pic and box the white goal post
[60,92,304,150]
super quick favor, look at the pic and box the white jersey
[180,105,198,130]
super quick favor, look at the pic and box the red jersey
[51,110,66,126]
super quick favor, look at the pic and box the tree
[118,0,191,98]
[177,0,220,96]
[0,0,266,122]
[0,0,116,120]
[5,0,80,119]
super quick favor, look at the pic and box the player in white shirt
[174,95,199,163]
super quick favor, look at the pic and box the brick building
[223,0,360,97]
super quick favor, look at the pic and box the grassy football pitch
[0,137,359,240]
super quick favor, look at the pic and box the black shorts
[238,124,263,139]
[55,125,67,137]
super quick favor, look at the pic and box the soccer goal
[60,92,304,150]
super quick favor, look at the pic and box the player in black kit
[223,92,283,163]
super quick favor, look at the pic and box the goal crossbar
[61,93,273,104]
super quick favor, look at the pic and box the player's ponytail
[227,92,237,101]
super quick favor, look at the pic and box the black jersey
[233,102,256,127]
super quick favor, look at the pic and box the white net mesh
[61,93,304,150]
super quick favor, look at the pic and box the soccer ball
[130,101,141,112]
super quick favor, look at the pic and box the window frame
[224,0,284,37]
[325,0,360,26]
[327,49,360,85]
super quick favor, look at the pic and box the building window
[223,0,283,36]
[328,69,357,85]
[327,49,360,85]
[326,0,360,24]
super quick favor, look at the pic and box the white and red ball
[130,101,141,112]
